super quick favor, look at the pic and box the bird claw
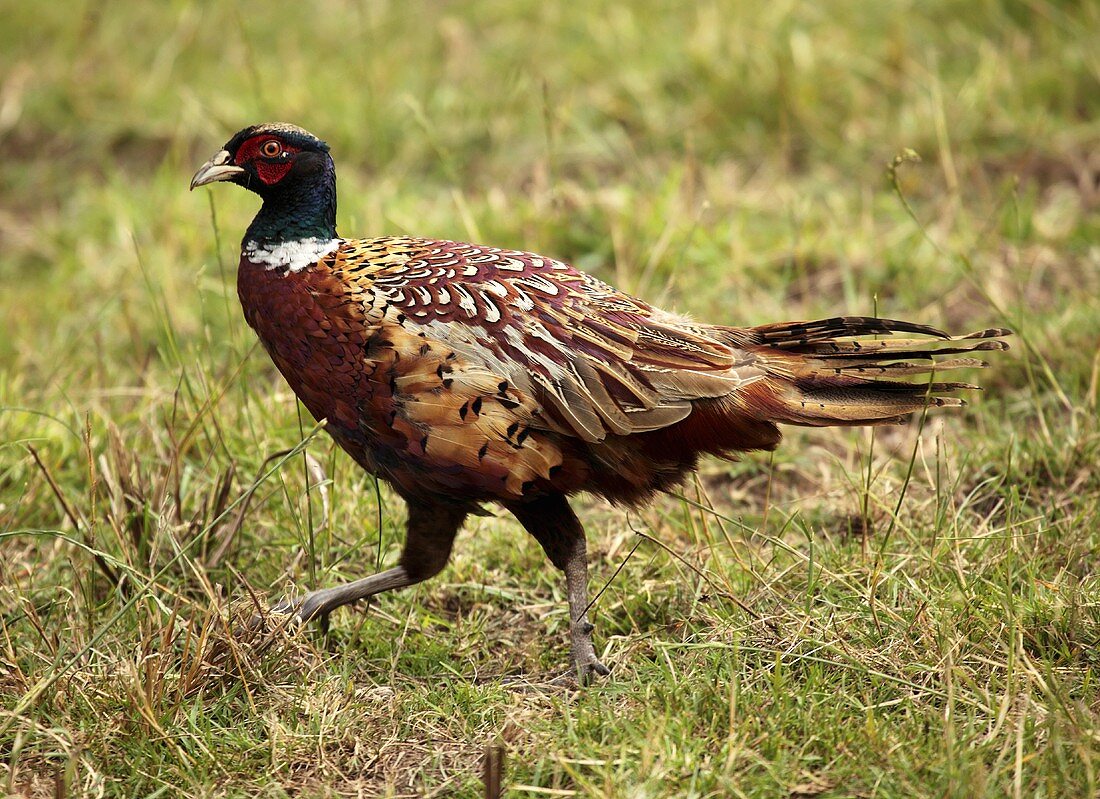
[574,656,611,685]
[267,596,300,617]
[536,658,610,688]
[246,594,327,634]
[247,604,297,634]
[568,615,606,685]
[499,653,611,690]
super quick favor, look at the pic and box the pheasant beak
[189,149,245,190]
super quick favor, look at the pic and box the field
[2,1,1099,796]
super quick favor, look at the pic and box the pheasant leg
[508,494,611,684]
[268,566,414,622]
[258,502,467,630]
[562,533,611,684]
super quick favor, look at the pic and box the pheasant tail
[732,316,1011,427]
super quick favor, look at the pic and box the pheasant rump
[191,123,1009,682]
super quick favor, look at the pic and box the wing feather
[328,237,759,442]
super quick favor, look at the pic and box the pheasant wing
[332,237,762,442]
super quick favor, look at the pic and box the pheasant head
[191,122,338,245]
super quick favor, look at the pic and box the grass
[2,0,1099,795]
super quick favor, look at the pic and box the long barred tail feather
[742,317,1011,427]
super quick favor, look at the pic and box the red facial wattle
[234,135,301,185]
[253,160,293,185]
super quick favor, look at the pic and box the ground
[1,1,1099,796]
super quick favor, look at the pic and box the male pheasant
[191,123,1009,682]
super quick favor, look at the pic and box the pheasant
[191,123,1009,682]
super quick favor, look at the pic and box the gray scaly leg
[508,494,610,684]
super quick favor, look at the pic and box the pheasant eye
[260,140,282,157]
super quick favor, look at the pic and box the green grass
[2,0,1099,796]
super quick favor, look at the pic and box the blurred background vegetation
[1,1,1098,796]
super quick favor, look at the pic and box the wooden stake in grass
[483,744,504,799]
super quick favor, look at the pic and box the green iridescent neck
[244,157,338,245]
